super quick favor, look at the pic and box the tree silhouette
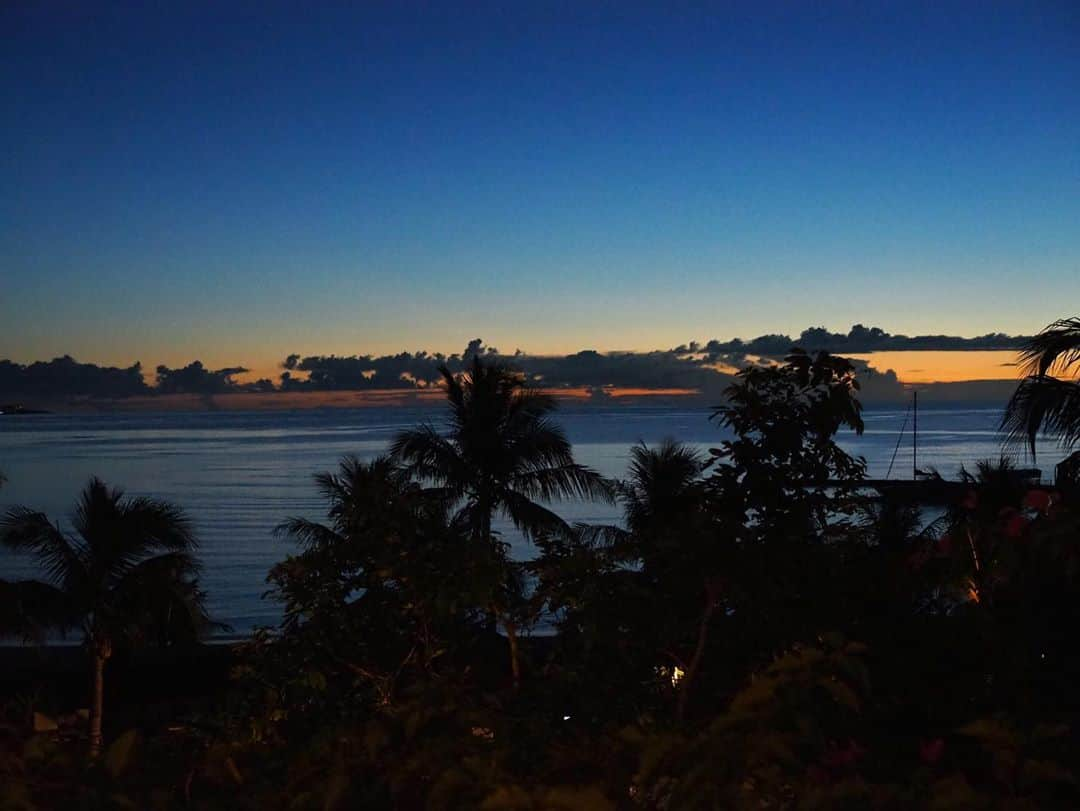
[1002,317,1080,457]
[269,455,491,710]
[0,478,214,756]
[390,356,611,686]
[618,441,720,719]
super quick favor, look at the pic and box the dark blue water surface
[0,404,1066,636]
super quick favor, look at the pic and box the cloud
[698,325,1029,359]
[0,325,1031,404]
[155,361,251,395]
[0,356,149,399]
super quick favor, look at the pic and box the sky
[2,1,1078,382]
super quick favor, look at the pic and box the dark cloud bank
[0,326,1028,408]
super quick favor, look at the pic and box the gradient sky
[2,2,1078,380]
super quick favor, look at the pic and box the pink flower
[822,740,864,769]
[919,738,945,764]
[908,545,931,570]
[1004,513,1028,539]
[1024,489,1052,513]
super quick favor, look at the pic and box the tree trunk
[503,617,522,689]
[676,598,716,723]
[89,652,106,757]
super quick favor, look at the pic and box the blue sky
[2,1,1078,376]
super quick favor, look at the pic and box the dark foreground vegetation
[3,318,1080,809]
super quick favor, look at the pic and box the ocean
[0,404,1069,637]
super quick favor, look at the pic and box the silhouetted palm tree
[621,440,719,719]
[273,456,486,703]
[0,478,213,756]
[1002,317,1080,457]
[390,356,611,685]
[621,440,708,552]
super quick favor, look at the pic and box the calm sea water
[0,404,1069,637]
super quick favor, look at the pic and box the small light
[671,666,685,687]
[562,715,571,721]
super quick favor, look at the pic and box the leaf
[927,774,979,811]
[957,719,1014,751]
[541,785,615,810]
[1020,759,1076,786]
[818,677,861,711]
[104,729,140,778]
[0,780,34,811]
[480,784,532,809]
[225,755,244,785]
[322,770,350,810]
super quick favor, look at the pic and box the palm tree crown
[1002,317,1080,456]
[622,439,707,540]
[390,356,611,541]
[390,356,611,687]
[0,478,214,756]
[0,477,212,645]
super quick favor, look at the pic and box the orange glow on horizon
[849,351,1021,383]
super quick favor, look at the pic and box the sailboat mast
[912,389,918,480]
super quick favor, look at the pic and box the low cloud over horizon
[0,325,1032,406]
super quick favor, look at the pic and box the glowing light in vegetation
[966,578,981,604]
[671,666,686,687]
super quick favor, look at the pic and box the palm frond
[512,463,616,503]
[506,417,576,470]
[68,479,197,587]
[390,423,468,489]
[1017,317,1080,377]
[72,476,123,552]
[0,507,86,589]
[507,387,558,424]
[0,579,74,640]
[439,363,468,430]
[274,517,345,549]
[627,440,706,492]
[118,496,197,552]
[108,551,219,643]
[1001,374,1080,457]
[572,522,631,550]
[501,491,570,539]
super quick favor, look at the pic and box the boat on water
[839,390,1052,504]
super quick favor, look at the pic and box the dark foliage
[1002,317,1080,456]
[5,345,1080,809]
